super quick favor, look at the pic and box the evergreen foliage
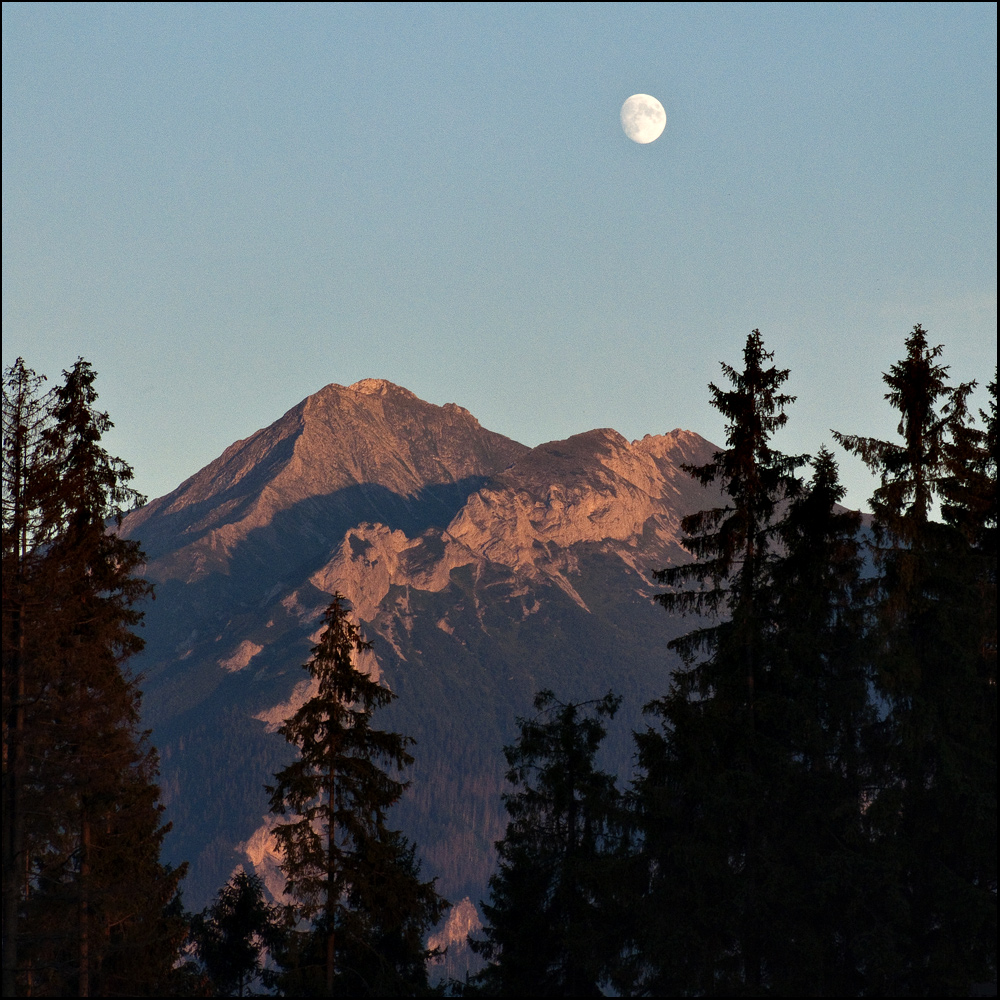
[2,358,186,997]
[634,330,810,993]
[267,592,445,996]
[7,332,992,996]
[470,690,624,996]
[631,326,995,994]
[191,869,282,996]
[834,328,997,993]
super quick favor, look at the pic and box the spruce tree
[941,373,996,556]
[191,869,282,996]
[471,690,624,997]
[2,358,186,997]
[834,328,997,993]
[634,330,806,993]
[633,331,884,992]
[267,592,445,996]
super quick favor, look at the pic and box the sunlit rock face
[428,897,484,980]
[121,379,720,929]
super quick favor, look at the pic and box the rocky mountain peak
[348,377,417,398]
[348,378,404,399]
[122,379,528,573]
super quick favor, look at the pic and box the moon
[621,94,666,144]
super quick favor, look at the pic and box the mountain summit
[125,378,527,575]
[121,379,719,934]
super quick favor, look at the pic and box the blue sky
[3,2,996,510]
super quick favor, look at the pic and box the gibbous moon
[621,93,666,144]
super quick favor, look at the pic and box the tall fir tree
[470,690,624,997]
[835,327,997,993]
[634,330,805,993]
[267,592,445,996]
[2,358,186,997]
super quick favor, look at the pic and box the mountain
[121,377,720,936]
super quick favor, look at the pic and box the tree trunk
[78,812,90,998]
[326,767,336,996]
[2,604,25,998]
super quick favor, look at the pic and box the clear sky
[3,2,996,510]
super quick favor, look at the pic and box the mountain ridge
[126,379,528,570]
[120,378,721,947]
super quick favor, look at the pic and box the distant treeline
[3,325,995,996]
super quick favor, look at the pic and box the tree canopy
[191,869,282,996]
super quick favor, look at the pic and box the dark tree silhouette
[636,331,805,992]
[471,689,624,996]
[835,328,997,993]
[2,358,186,997]
[191,869,282,996]
[267,592,445,996]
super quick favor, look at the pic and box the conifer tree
[191,869,282,996]
[2,358,185,997]
[834,328,997,993]
[634,330,858,993]
[471,690,624,997]
[654,329,806,666]
[2,359,52,996]
[267,592,445,996]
